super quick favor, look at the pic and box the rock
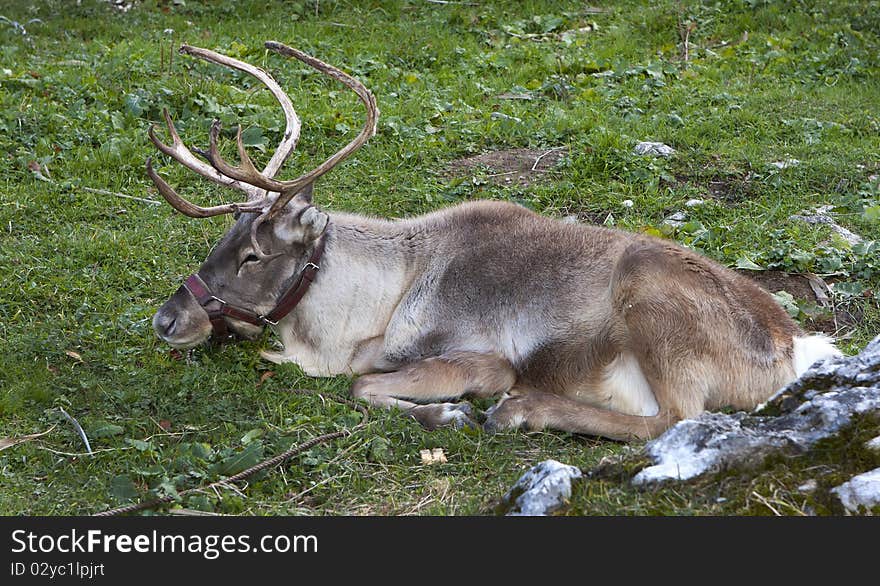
[865,436,880,453]
[685,198,705,207]
[633,335,880,485]
[797,479,819,494]
[621,199,635,208]
[831,468,880,513]
[663,211,687,228]
[790,207,862,245]
[634,141,675,158]
[500,460,582,516]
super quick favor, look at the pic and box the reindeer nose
[153,311,178,339]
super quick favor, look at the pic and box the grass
[1,0,879,516]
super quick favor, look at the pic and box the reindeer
[149,42,841,441]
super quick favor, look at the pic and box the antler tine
[206,119,268,189]
[206,41,379,218]
[145,157,263,218]
[264,41,379,217]
[179,45,302,181]
[147,43,306,220]
[263,42,378,217]
[148,108,264,200]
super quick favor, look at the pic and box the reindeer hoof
[484,395,530,432]
[412,402,478,431]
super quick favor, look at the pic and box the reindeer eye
[238,254,260,271]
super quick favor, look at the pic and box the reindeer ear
[271,197,327,245]
[299,205,328,241]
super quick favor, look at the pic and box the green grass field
[1,0,878,515]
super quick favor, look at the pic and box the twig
[682,25,691,62]
[166,508,225,516]
[750,490,782,516]
[215,480,249,499]
[0,15,42,36]
[496,93,533,101]
[285,473,345,503]
[678,18,697,63]
[35,444,131,457]
[81,186,161,206]
[94,389,370,516]
[0,426,56,451]
[531,147,565,171]
[58,407,93,456]
[426,0,479,5]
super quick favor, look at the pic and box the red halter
[181,231,327,340]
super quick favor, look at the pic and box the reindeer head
[149,42,377,349]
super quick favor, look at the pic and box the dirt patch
[446,147,567,187]
[740,270,818,301]
[706,173,756,203]
[662,171,756,203]
[738,269,862,335]
[663,155,758,203]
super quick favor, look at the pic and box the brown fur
[150,46,836,440]
[158,199,835,437]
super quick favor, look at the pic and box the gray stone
[789,206,862,245]
[663,211,687,228]
[634,141,676,158]
[797,479,818,494]
[831,468,880,513]
[501,459,583,516]
[633,335,880,485]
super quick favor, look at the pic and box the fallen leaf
[0,426,56,451]
[256,371,275,387]
[65,350,83,362]
[158,419,172,431]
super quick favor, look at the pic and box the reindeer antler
[206,41,379,218]
[146,42,378,220]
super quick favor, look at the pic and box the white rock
[662,211,687,229]
[633,335,880,485]
[831,468,880,513]
[771,159,800,169]
[797,479,818,494]
[865,436,880,452]
[685,198,705,207]
[621,199,634,208]
[502,460,583,516]
[789,209,862,245]
[634,141,676,158]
